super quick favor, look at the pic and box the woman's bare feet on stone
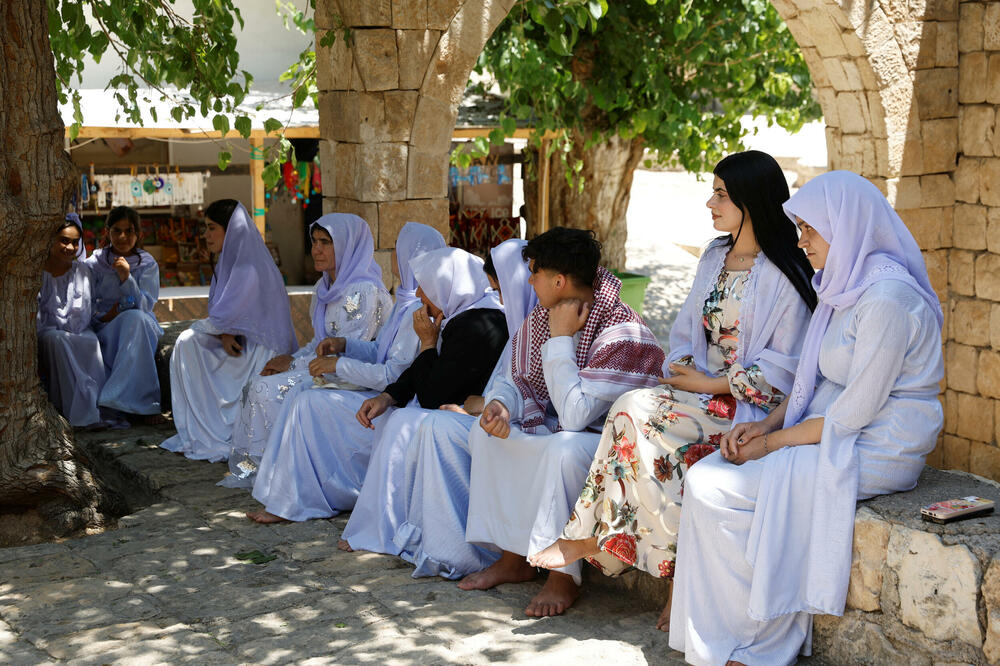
[458,550,536,591]
[528,537,600,570]
[655,580,674,632]
[246,509,288,524]
[524,571,579,617]
[337,539,353,552]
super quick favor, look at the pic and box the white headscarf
[410,247,501,333]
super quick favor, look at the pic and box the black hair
[714,151,817,311]
[522,226,602,288]
[483,251,498,281]
[103,205,142,253]
[56,217,81,235]
[205,199,239,229]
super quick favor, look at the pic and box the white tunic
[670,280,944,665]
[466,335,612,584]
[224,283,390,486]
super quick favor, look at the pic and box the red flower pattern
[658,559,675,579]
[602,533,637,565]
[683,443,716,468]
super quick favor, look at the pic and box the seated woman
[528,151,815,626]
[223,213,392,487]
[37,214,107,427]
[340,242,525,557]
[392,238,537,579]
[669,171,944,666]
[244,222,447,522]
[85,205,164,420]
[248,246,505,526]
[161,200,298,462]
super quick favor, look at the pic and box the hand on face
[413,304,442,348]
[548,298,590,338]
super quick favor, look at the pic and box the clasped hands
[302,336,347,377]
[720,420,772,465]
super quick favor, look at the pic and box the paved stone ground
[0,425,685,665]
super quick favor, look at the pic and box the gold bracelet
[763,433,769,454]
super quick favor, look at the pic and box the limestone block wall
[314,0,516,282]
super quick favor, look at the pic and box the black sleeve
[384,308,508,409]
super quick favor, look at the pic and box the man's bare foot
[337,539,353,552]
[458,550,536,591]
[528,537,600,570]
[246,509,288,524]
[655,580,674,632]
[524,571,579,617]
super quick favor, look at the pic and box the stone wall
[315,0,1000,480]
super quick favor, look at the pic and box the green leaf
[234,115,252,139]
[213,114,230,137]
[218,150,232,171]
[262,160,283,189]
[263,117,283,135]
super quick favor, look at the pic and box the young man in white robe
[460,227,665,617]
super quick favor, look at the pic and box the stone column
[314,0,515,280]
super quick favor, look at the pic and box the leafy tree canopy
[464,0,821,173]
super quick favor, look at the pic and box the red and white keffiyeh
[511,267,665,433]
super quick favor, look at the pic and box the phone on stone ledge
[920,496,995,523]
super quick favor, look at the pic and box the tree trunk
[523,130,645,272]
[0,1,123,537]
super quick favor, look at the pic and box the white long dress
[160,319,283,462]
[37,262,107,427]
[224,283,390,487]
[250,307,422,519]
[466,335,611,585]
[669,280,944,666]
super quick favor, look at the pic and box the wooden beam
[249,137,266,239]
[67,126,320,139]
[538,137,551,235]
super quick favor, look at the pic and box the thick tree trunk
[523,130,645,271]
[0,1,123,536]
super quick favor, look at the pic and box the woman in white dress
[392,238,537,579]
[669,171,944,665]
[37,214,107,427]
[245,222,447,523]
[85,206,163,419]
[223,213,391,487]
[161,200,298,462]
[337,246,506,554]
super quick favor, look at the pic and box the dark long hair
[714,151,817,311]
[205,199,239,229]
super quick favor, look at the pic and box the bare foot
[246,509,289,524]
[655,580,674,632]
[458,550,536,591]
[337,539,353,552]
[524,571,579,617]
[528,537,600,570]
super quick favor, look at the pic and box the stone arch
[317,0,1000,479]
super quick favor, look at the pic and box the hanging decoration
[265,156,322,212]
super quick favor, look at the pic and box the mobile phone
[920,496,995,524]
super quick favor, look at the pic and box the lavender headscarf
[410,247,501,335]
[375,222,447,362]
[310,214,385,341]
[207,203,297,354]
[490,239,536,341]
[66,213,87,260]
[781,170,942,428]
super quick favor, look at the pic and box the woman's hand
[260,354,294,376]
[463,395,485,416]
[220,333,242,357]
[356,393,395,429]
[659,364,726,394]
[308,355,338,377]
[413,305,441,351]
[113,256,130,283]
[479,400,511,438]
[316,337,346,356]
[99,303,120,323]
[549,299,590,338]
[727,433,770,465]
[721,420,771,460]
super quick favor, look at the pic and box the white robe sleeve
[120,261,159,313]
[820,293,913,432]
[344,338,379,364]
[541,336,611,431]
[336,310,421,391]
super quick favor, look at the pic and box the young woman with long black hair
[529,150,816,627]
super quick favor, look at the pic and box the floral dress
[560,268,784,578]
